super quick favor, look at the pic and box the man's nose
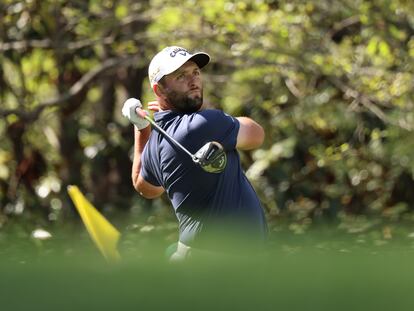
[187,74,198,86]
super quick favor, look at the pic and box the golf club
[136,108,227,173]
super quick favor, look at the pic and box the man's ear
[153,83,165,98]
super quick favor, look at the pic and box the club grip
[135,108,148,119]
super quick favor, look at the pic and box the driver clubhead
[194,141,227,173]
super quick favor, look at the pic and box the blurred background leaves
[0,0,413,242]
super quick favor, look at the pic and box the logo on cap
[170,47,189,57]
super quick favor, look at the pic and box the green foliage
[2,220,414,310]
[0,0,413,237]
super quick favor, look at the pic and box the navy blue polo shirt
[140,109,267,248]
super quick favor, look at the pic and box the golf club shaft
[138,109,195,159]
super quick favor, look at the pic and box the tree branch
[328,15,361,39]
[0,55,140,121]
[284,77,304,98]
[328,76,412,131]
[0,11,153,52]
[0,39,53,51]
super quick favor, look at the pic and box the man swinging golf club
[122,46,267,260]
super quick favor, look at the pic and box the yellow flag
[67,185,121,262]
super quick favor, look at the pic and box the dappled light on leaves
[0,0,413,246]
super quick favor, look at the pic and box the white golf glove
[121,98,150,130]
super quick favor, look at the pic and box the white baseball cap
[148,46,210,87]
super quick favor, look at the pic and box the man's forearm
[132,125,151,189]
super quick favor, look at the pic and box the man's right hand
[147,100,160,112]
[121,98,150,130]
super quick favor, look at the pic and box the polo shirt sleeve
[189,109,240,150]
[140,142,162,187]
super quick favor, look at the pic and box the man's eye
[176,74,185,81]
[194,70,200,76]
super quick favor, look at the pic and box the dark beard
[165,89,203,113]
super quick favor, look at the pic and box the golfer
[122,46,267,259]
